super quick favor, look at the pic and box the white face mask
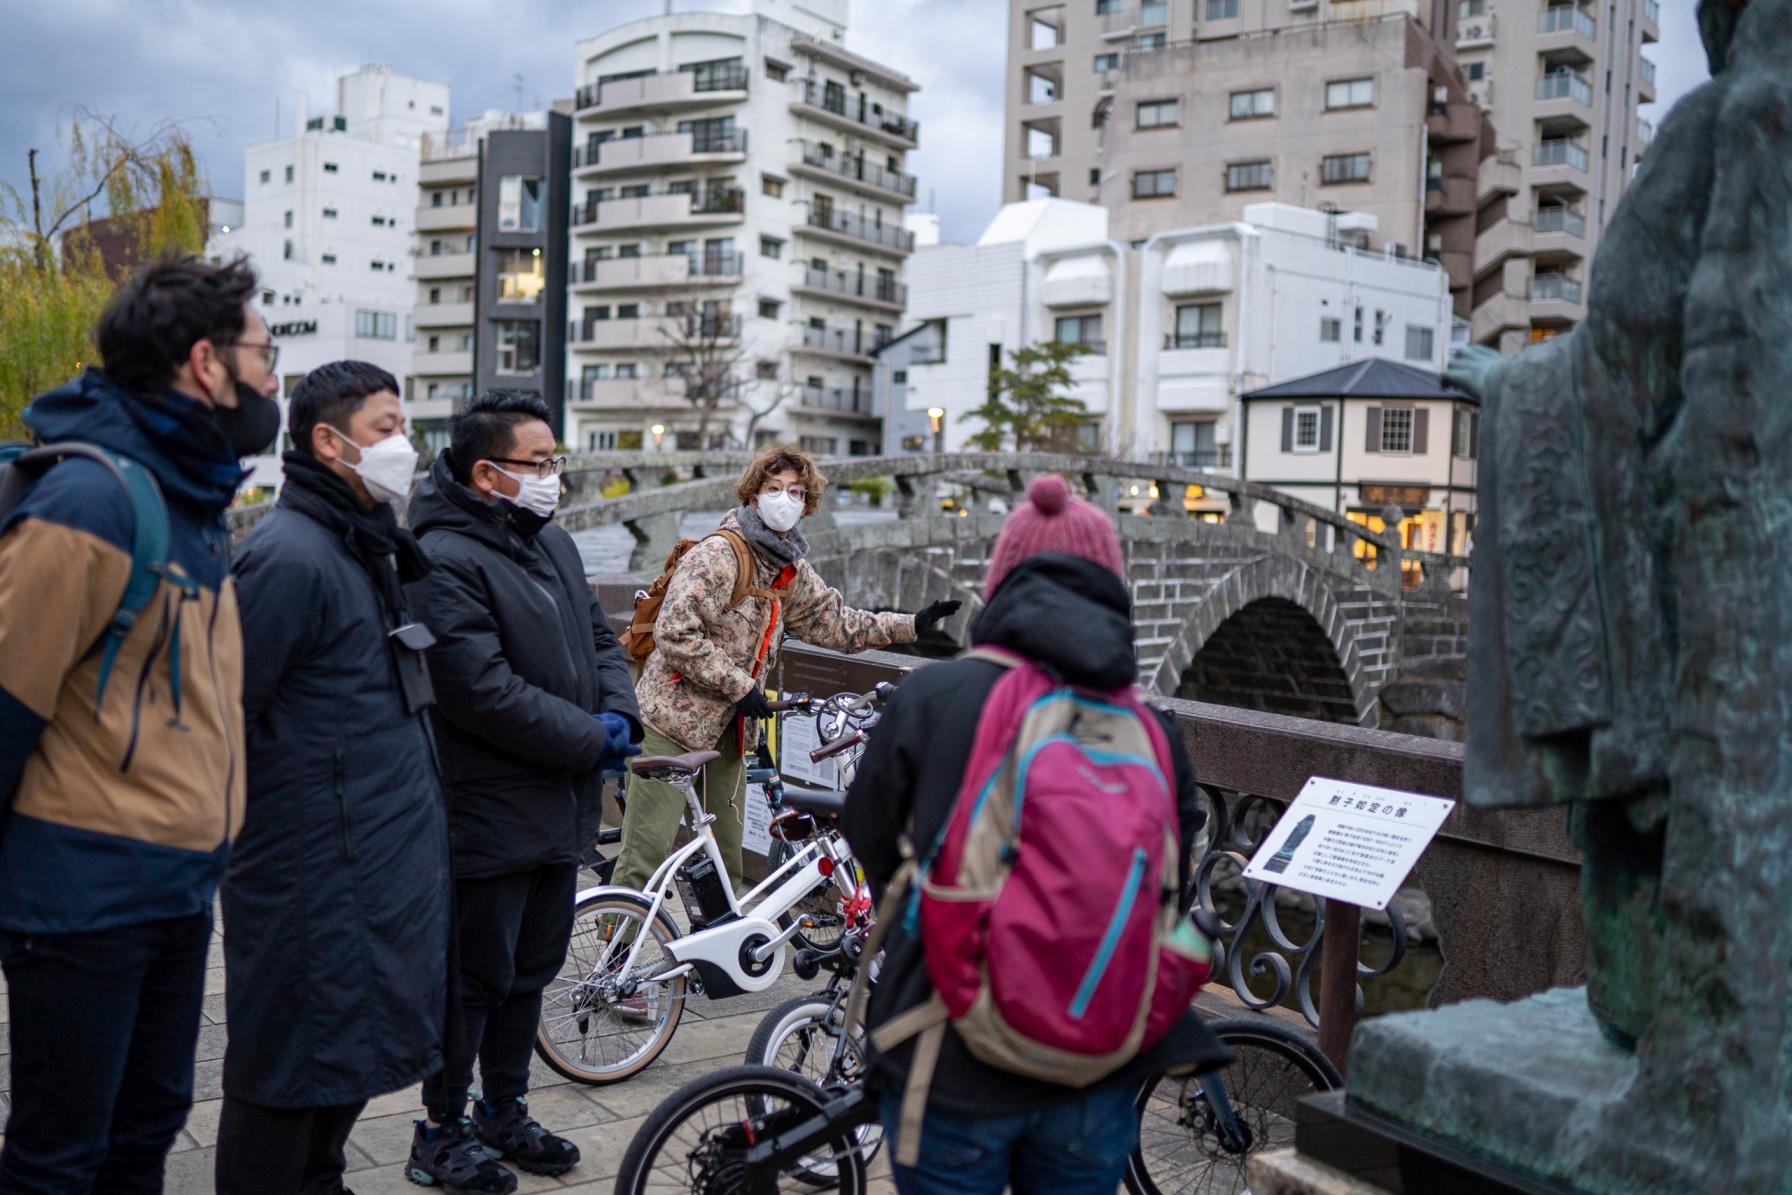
[757,489,804,533]
[497,466,563,517]
[332,427,418,504]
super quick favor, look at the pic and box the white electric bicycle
[534,688,889,1086]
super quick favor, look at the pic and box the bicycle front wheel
[768,837,849,952]
[1127,1017,1342,1195]
[534,891,685,1086]
[746,991,883,1176]
[616,1064,868,1195]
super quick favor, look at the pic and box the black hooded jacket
[405,451,640,879]
[842,553,1230,1116]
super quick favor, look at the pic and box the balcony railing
[576,187,745,226]
[799,384,870,413]
[1637,116,1654,148]
[795,141,917,198]
[1165,331,1228,350]
[1535,207,1586,237]
[572,130,747,169]
[572,251,743,285]
[1539,5,1595,35]
[575,62,749,111]
[796,265,907,306]
[803,208,915,253]
[1535,139,1590,172]
[1640,57,1656,87]
[799,325,875,358]
[793,79,920,144]
[1537,70,1592,105]
[1531,274,1584,303]
[1643,0,1659,22]
[1150,447,1233,469]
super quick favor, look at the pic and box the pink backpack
[865,648,1213,1165]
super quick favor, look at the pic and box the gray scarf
[735,504,809,569]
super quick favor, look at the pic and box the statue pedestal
[1254,986,1703,1194]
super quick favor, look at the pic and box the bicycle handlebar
[765,691,813,714]
[810,730,865,763]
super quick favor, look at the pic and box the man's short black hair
[288,361,399,457]
[95,253,259,395]
[448,390,554,485]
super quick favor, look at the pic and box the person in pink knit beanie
[983,473,1126,599]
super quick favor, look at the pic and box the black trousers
[424,863,577,1122]
[213,1097,365,1195]
[0,913,210,1195]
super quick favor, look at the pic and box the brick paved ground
[0,903,898,1193]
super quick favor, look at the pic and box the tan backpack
[620,528,766,665]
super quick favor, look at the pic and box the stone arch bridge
[552,452,1471,728]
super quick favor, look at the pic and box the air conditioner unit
[1289,0,1318,9]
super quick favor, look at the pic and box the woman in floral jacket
[612,447,960,891]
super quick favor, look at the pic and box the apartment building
[411,110,573,450]
[216,65,448,489]
[1455,0,1658,350]
[565,0,917,456]
[1005,0,1653,351]
[878,200,1451,477]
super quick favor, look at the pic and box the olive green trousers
[611,727,747,892]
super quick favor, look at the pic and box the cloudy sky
[0,0,1710,246]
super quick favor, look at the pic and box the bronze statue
[1445,0,1792,1183]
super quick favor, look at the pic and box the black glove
[736,688,774,720]
[914,599,963,636]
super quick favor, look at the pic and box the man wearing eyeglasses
[401,390,640,1192]
[0,254,278,1192]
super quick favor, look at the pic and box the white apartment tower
[566,0,918,455]
[218,65,449,488]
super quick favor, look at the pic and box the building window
[284,165,294,183]
[370,260,388,272]
[758,298,781,319]
[259,169,271,184]
[1136,99,1179,129]
[762,175,785,198]
[1136,31,1166,48]
[372,170,388,182]
[261,289,275,304]
[1229,88,1276,120]
[1379,406,1415,454]
[432,191,444,207]
[498,176,544,231]
[1054,313,1105,353]
[1171,302,1224,349]
[371,215,387,226]
[1206,0,1239,16]
[354,309,397,340]
[1464,61,1486,81]
[1093,52,1119,72]
[1326,77,1376,110]
[1295,409,1322,451]
[1225,160,1274,191]
[765,60,789,82]
[616,363,638,379]
[1453,408,1479,458]
[1320,316,1341,342]
[283,210,293,228]
[1321,152,1373,184]
[322,161,339,173]
[282,239,293,260]
[892,369,908,384]
[322,207,338,219]
[1172,419,1222,467]
[760,235,784,259]
[1133,168,1177,198]
[617,303,640,318]
[1405,325,1436,361]
[321,253,336,265]
[497,248,545,303]
[1141,0,1168,22]
[494,321,541,375]
[800,436,839,455]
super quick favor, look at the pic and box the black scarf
[735,504,808,569]
[277,452,432,619]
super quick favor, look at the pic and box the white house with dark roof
[1240,358,1477,558]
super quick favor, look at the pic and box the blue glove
[595,712,642,774]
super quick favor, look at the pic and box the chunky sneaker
[471,1096,581,1177]
[406,1117,517,1193]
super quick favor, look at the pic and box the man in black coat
[842,475,1228,1194]
[221,361,451,1194]
[404,390,641,1189]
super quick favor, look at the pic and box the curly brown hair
[735,446,828,516]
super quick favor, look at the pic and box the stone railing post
[893,474,921,518]
[1152,479,1183,516]
[625,511,683,574]
[1083,472,1118,516]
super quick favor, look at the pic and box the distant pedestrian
[215,361,450,1195]
[0,255,278,1194]
[403,391,641,1192]
[615,445,958,893]
[842,474,1227,1194]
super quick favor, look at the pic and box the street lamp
[650,423,666,451]
[927,407,945,455]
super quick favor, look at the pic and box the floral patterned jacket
[637,512,917,752]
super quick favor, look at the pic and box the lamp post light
[927,406,945,455]
[650,423,666,451]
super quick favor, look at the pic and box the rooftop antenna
[512,73,526,113]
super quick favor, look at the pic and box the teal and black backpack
[0,441,184,709]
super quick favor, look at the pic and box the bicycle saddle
[782,787,849,819]
[629,750,720,777]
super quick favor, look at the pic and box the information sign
[1241,778,1454,911]
[742,783,773,856]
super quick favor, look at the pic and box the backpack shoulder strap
[958,646,1025,670]
[711,528,770,608]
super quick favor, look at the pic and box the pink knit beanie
[983,474,1127,599]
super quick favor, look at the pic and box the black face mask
[213,380,282,459]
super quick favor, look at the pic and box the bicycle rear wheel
[1126,1017,1342,1195]
[534,891,685,1086]
[615,1064,868,1195]
[768,837,849,952]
